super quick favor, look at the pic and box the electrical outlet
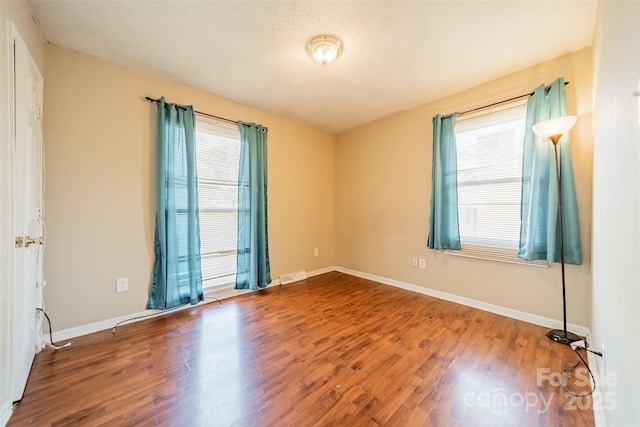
[116,278,129,293]
[412,258,418,267]
[314,248,319,257]
[419,258,426,269]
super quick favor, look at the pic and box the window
[195,114,241,287]
[451,100,545,265]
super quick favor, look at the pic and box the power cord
[562,339,602,397]
[570,339,603,357]
[36,308,72,350]
[111,296,223,333]
[111,303,189,332]
[205,296,223,306]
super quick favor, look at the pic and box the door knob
[24,236,43,247]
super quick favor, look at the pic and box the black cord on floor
[563,347,596,397]
[36,308,71,349]
[36,307,58,346]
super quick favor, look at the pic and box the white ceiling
[28,0,598,134]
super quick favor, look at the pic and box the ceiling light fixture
[307,35,343,65]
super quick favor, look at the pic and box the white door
[10,24,45,402]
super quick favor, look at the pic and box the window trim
[445,245,548,267]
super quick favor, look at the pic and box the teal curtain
[147,97,204,309]
[428,113,461,250]
[235,122,271,290]
[518,78,582,264]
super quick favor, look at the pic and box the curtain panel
[518,78,582,264]
[235,122,271,290]
[428,113,461,250]
[147,97,204,309]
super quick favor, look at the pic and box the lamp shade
[307,35,342,65]
[532,115,577,138]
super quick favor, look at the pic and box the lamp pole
[546,135,581,345]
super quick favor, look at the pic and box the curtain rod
[441,81,570,119]
[145,96,239,125]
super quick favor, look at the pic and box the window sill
[445,244,548,268]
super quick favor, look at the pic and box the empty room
[1,0,638,426]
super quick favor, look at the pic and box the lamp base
[546,329,582,345]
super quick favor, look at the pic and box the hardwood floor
[9,272,594,426]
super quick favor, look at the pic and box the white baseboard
[204,283,260,301]
[308,266,337,278]
[1,401,12,427]
[335,266,591,336]
[52,265,589,342]
[53,266,338,341]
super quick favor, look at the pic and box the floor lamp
[532,115,582,345]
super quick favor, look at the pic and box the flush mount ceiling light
[307,35,343,65]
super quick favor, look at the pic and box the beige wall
[336,48,593,327]
[43,40,594,332]
[43,44,336,331]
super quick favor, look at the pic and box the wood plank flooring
[9,272,594,426]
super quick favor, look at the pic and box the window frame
[194,113,241,289]
[445,100,547,267]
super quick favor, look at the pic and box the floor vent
[279,270,308,285]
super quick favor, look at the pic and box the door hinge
[15,236,24,248]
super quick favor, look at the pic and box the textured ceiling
[28,0,597,134]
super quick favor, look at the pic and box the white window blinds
[195,114,241,287]
[454,100,527,250]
